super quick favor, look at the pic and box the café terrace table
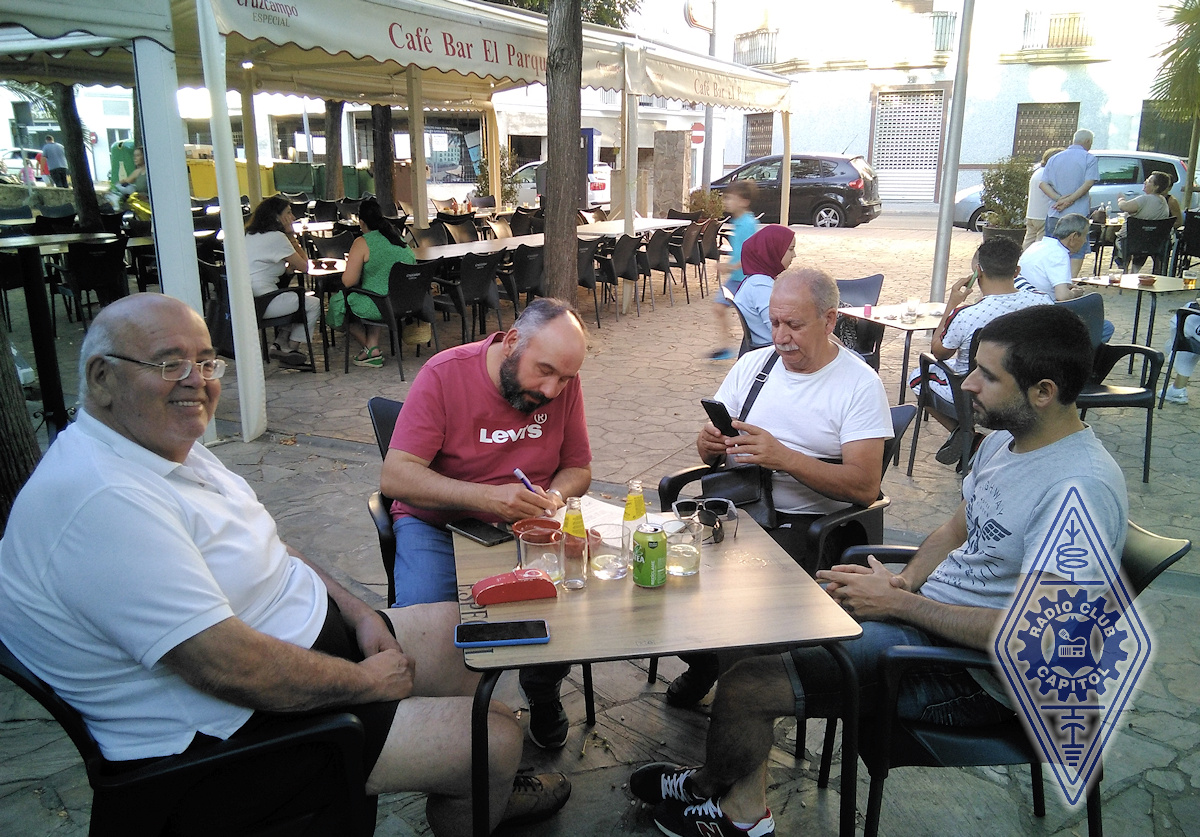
[454,517,863,837]
[1,232,120,438]
[1074,272,1197,358]
[839,303,946,405]
[305,258,346,371]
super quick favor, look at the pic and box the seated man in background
[667,267,893,710]
[381,297,592,750]
[0,295,569,836]
[909,237,1049,465]
[1018,212,1114,341]
[632,305,1128,837]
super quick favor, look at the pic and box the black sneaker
[666,667,718,708]
[652,798,775,837]
[527,700,569,749]
[500,771,572,826]
[629,762,704,805]
[935,428,963,464]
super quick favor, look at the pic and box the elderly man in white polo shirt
[1019,212,1114,342]
[0,294,571,835]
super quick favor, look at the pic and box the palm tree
[1152,0,1200,209]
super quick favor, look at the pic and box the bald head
[79,295,203,402]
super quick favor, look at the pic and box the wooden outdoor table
[1,232,119,438]
[454,514,863,837]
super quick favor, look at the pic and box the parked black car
[709,154,882,227]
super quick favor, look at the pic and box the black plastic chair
[669,222,706,301]
[441,250,504,341]
[509,206,537,237]
[657,404,916,577]
[638,228,677,305]
[906,349,977,476]
[834,274,886,370]
[310,230,355,261]
[337,198,362,220]
[484,217,513,240]
[832,522,1190,837]
[342,260,440,381]
[1060,292,1162,483]
[366,397,404,606]
[1159,304,1199,408]
[288,199,310,220]
[408,224,447,249]
[499,243,545,313]
[595,234,643,321]
[46,237,130,330]
[728,286,771,357]
[576,236,604,328]
[1170,210,1200,276]
[312,199,340,223]
[1123,216,1174,275]
[0,635,377,836]
[435,212,479,245]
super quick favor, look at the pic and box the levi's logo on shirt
[478,412,549,444]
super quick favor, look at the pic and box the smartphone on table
[447,517,513,547]
[454,620,551,648]
[701,398,738,438]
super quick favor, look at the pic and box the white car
[953,149,1198,230]
[511,160,611,208]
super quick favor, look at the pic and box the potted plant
[979,155,1032,244]
[689,188,726,219]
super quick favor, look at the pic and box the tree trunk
[371,104,395,208]
[51,83,102,232]
[543,0,582,303]
[0,325,41,537]
[323,99,345,200]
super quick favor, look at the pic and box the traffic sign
[691,122,705,145]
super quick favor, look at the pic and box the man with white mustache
[665,268,893,710]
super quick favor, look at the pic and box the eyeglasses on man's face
[106,354,227,381]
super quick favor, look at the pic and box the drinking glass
[518,529,563,584]
[588,524,628,580]
[663,518,702,576]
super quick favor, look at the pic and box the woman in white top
[243,195,320,366]
[1022,146,1063,251]
[1115,171,1172,272]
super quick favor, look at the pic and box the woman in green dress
[326,198,416,367]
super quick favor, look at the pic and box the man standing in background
[1040,129,1098,277]
[41,134,68,188]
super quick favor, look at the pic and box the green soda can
[632,523,667,588]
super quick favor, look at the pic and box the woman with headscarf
[731,225,797,348]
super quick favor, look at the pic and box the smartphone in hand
[701,398,738,437]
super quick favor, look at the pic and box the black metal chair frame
[0,637,377,836]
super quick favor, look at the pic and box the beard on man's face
[499,350,550,413]
[973,394,1037,436]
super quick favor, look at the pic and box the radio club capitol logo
[994,487,1152,805]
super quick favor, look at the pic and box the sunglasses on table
[671,498,738,543]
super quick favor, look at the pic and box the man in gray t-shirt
[630,305,1128,837]
[41,134,68,188]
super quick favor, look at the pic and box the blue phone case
[454,621,551,648]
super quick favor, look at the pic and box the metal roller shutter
[872,89,944,201]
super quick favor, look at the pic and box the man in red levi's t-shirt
[381,297,592,751]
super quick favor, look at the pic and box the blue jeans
[784,620,1011,728]
[391,516,458,607]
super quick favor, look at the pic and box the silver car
[953,149,1198,231]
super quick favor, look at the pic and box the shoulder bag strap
[737,352,779,422]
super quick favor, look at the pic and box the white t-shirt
[1017,236,1072,297]
[0,410,327,761]
[713,345,893,515]
[245,230,298,297]
[1025,165,1052,221]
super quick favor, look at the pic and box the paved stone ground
[3,213,1200,835]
